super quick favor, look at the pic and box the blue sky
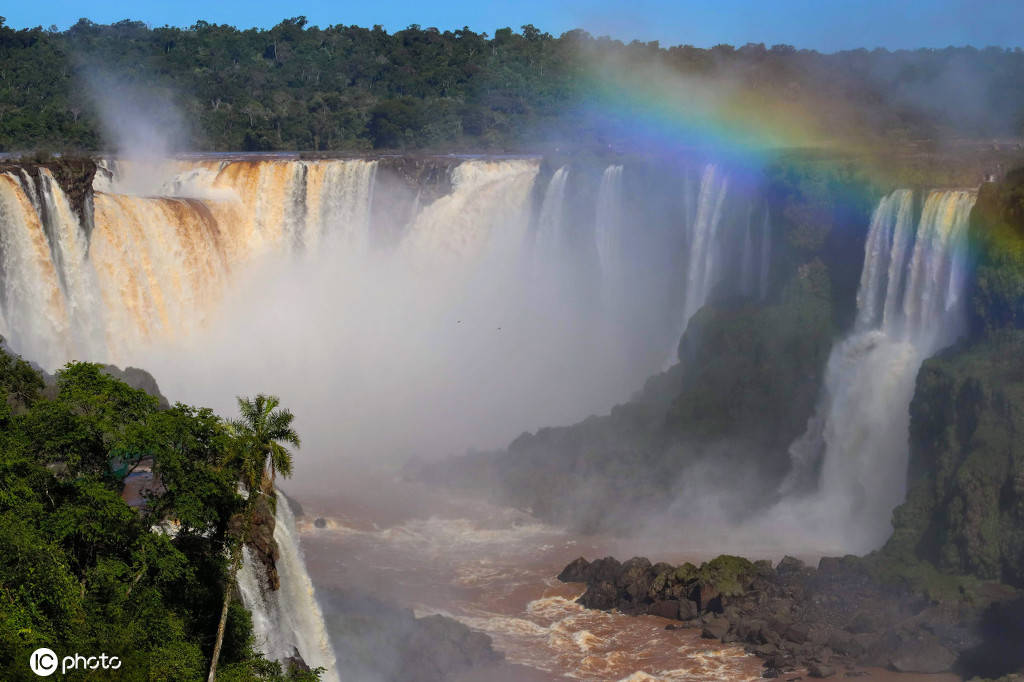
[3,0,1022,52]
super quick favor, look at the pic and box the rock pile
[558,554,981,678]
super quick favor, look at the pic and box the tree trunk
[208,529,244,681]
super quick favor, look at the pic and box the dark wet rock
[579,581,618,610]
[101,365,170,408]
[557,557,590,582]
[888,633,956,673]
[776,556,808,576]
[618,557,654,602]
[313,517,327,528]
[701,616,730,640]
[690,580,722,612]
[847,610,884,634]
[807,662,834,678]
[588,556,622,583]
[677,597,699,620]
[784,623,810,644]
[283,647,310,674]
[648,599,681,620]
[246,493,281,590]
[558,551,1022,678]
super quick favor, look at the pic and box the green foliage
[229,394,301,495]
[884,331,1024,588]
[0,346,316,679]
[1,20,1023,151]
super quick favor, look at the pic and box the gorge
[1,147,1022,680]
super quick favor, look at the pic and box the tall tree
[208,394,301,682]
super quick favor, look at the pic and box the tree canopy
[0,343,316,681]
[0,17,1022,152]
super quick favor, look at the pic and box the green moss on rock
[885,331,1024,587]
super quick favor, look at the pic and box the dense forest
[0,16,1023,152]
[0,346,317,681]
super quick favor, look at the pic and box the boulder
[808,662,835,678]
[579,582,618,610]
[648,599,681,620]
[784,622,811,644]
[677,598,699,620]
[283,647,310,674]
[558,557,591,582]
[776,556,808,576]
[618,557,654,601]
[702,616,730,640]
[689,581,722,612]
[588,557,623,583]
[889,634,956,674]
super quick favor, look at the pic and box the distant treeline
[0,16,1023,152]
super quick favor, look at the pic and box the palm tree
[208,394,301,682]
[230,394,301,495]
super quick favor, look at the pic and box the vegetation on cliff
[1,17,1023,152]
[879,167,1024,602]
[0,344,317,680]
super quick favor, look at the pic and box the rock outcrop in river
[558,553,1022,678]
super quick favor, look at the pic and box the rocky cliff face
[887,333,1024,587]
[882,168,1024,590]
[876,167,1024,604]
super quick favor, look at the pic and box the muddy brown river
[292,472,959,682]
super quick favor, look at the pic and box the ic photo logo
[29,649,57,676]
[30,648,122,676]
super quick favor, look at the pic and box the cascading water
[780,188,976,553]
[0,170,102,368]
[0,158,382,365]
[680,164,730,328]
[758,210,772,300]
[0,153,773,676]
[595,164,625,287]
[534,166,569,262]
[236,495,340,682]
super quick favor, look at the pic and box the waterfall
[758,210,772,300]
[681,165,729,329]
[781,189,976,553]
[237,496,340,682]
[534,166,569,260]
[401,159,538,266]
[595,165,624,283]
[661,164,731,366]
[303,160,378,253]
[739,207,755,296]
[0,170,102,369]
[0,158,382,367]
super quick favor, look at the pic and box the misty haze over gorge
[0,3,1023,681]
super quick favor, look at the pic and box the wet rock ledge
[558,554,1024,679]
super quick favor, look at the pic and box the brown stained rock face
[247,493,281,591]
